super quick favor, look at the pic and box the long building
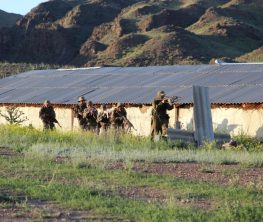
[0,64,263,137]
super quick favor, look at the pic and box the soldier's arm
[97,113,102,122]
[94,109,98,118]
[52,108,56,119]
[82,109,88,118]
[74,105,83,115]
[123,108,127,118]
[39,108,46,119]
[166,102,173,110]
[50,108,60,126]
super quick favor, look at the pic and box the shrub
[234,134,263,152]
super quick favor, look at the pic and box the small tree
[0,106,28,125]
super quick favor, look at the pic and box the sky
[0,0,47,15]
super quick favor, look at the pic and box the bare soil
[53,157,262,210]
[0,147,22,157]
[108,161,263,187]
[1,151,262,219]
[108,186,215,211]
[0,189,126,222]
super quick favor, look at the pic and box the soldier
[39,100,58,130]
[97,104,110,134]
[111,102,127,131]
[151,91,173,141]
[74,96,87,130]
[83,101,98,132]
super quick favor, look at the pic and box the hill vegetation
[0,10,21,28]
[0,62,63,78]
[0,0,263,66]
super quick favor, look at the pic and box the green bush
[234,134,263,152]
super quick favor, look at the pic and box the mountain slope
[236,46,263,62]
[0,0,263,66]
[0,9,22,28]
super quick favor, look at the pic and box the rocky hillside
[0,10,22,28]
[0,0,263,66]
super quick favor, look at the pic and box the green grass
[121,2,150,19]
[1,125,263,166]
[0,125,263,221]
[114,44,146,66]
[0,155,263,221]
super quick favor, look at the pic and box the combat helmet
[44,100,50,104]
[87,100,93,106]
[156,90,166,99]
[78,96,86,102]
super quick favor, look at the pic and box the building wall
[178,107,263,138]
[125,105,176,136]
[0,106,73,131]
[1,105,263,138]
[0,105,156,135]
[126,106,151,135]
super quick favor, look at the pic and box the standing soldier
[97,104,110,134]
[39,100,58,130]
[83,101,98,132]
[151,91,173,141]
[74,96,87,130]
[111,103,127,131]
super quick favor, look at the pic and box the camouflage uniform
[39,100,57,130]
[74,96,87,130]
[111,103,127,130]
[97,105,110,134]
[83,101,98,132]
[151,91,173,140]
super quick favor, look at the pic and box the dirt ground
[108,161,263,187]
[0,147,22,157]
[1,148,262,220]
[0,189,126,222]
[1,147,262,188]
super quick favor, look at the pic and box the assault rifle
[114,109,137,132]
[163,95,181,104]
[52,117,62,128]
[55,119,62,128]
[122,116,137,132]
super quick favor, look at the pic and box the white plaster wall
[212,108,263,137]
[178,107,263,138]
[126,106,176,136]
[2,105,262,138]
[168,108,176,129]
[0,106,73,131]
[0,105,155,135]
[126,106,152,136]
[178,107,195,131]
[0,105,174,136]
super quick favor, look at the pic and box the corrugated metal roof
[1,64,263,105]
